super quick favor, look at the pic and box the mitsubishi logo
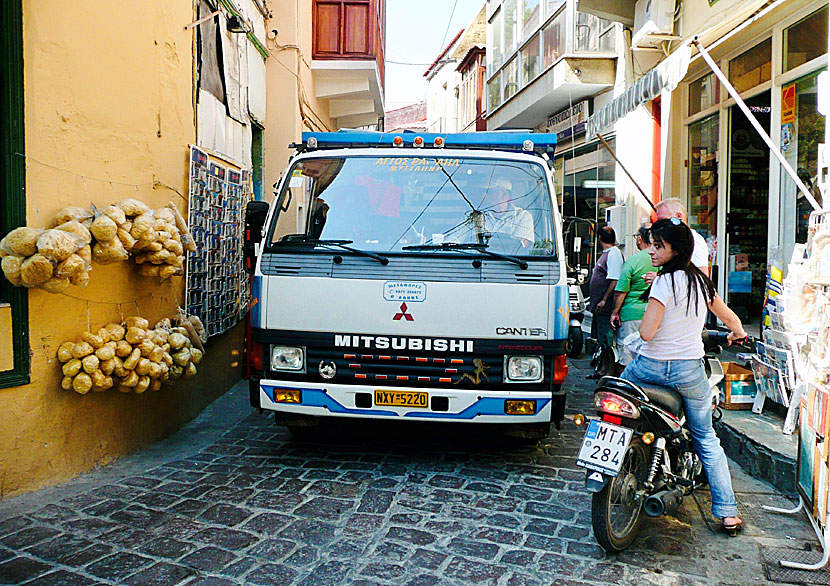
[392,302,414,321]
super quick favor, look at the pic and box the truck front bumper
[251,378,554,424]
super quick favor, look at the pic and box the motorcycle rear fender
[585,469,611,493]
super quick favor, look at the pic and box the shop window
[489,7,503,73]
[783,6,828,72]
[779,70,826,263]
[728,38,771,93]
[542,9,565,69]
[688,72,720,116]
[521,34,540,85]
[488,75,502,111]
[688,115,719,257]
[0,1,30,388]
[561,140,616,222]
[522,0,540,40]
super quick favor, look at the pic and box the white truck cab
[245,131,570,438]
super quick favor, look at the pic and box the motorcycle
[573,330,744,552]
[568,274,587,358]
[563,216,595,359]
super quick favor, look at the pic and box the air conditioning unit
[631,0,676,49]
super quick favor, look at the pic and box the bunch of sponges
[0,220,92,293]
[57,315,204,395]
[0,198,196,291]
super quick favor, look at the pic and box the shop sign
[538,101,589,140]
[781,84,796,124]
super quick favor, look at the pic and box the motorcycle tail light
[595,391,640,418]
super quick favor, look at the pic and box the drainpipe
[692,38,822,213]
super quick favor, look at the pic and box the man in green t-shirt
[610,226,654,367]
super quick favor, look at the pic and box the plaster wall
[1,0,244,498]
[263,0,334,210]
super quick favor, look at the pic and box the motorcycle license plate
[576,420,634,477]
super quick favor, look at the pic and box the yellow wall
[0,0,244,498]
[263,0,334,204]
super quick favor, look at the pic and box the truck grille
[308,349,507,389]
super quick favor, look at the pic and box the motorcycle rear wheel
[592,439,649,553]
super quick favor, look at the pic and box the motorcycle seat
[640,385,685,418]
[598,376,684,417]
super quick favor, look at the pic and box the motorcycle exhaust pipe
[643,487,684,517]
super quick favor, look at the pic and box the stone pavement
[0,359,822,586]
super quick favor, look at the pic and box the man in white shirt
[485,178,534,246]
[644,198,709,284]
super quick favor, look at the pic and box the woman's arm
[639,298,666,342]
[707,294,748,341]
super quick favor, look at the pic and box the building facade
[485,0,622,228]
[581,0,828,330]
[0,0,384,497]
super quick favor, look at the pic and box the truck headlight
[271,346,305,372]
[504,356,544,383]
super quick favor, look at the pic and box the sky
[385,0,485,112]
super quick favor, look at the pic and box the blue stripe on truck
[261,383,549,420]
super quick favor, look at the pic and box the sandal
[722,517,744,535]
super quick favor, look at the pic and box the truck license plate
[576,420,633,477]
[374,390,428,408]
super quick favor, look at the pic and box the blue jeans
[621,354,739,519]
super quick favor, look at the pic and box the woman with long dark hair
[621,217,747,532]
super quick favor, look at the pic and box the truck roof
[296,130,557,156]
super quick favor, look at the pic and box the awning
[585,45,691,137]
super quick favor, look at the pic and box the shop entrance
[726,91,770,325]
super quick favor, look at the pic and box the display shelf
[185,146,252,338]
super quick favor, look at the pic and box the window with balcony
[522,33,541,84]
[313,0,379,58]
[522,0,541,40]
[490,7,503,72]
[542,9,565,69]
[504,0,518,55]
[503,57,518,101]
[575,12,615,53]
[488,75,502,111]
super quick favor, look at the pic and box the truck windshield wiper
[274,235,389,265]
[402,242,528,270]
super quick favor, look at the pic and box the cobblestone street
[0,359,820,585]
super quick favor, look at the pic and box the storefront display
[186,146,252,338]
[688,114,718,268]
[763,210,830,570]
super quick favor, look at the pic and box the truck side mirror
[244,201,270,274]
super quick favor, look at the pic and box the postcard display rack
[186,146,252,338]
[763,210,830,571]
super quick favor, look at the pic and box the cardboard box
[718,362,757,410]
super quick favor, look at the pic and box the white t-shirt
[640,271,708,360]
[487,207,534,243]
[605,246,623,280]
[692,229,708,270]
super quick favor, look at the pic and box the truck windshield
[268,155,556,256]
